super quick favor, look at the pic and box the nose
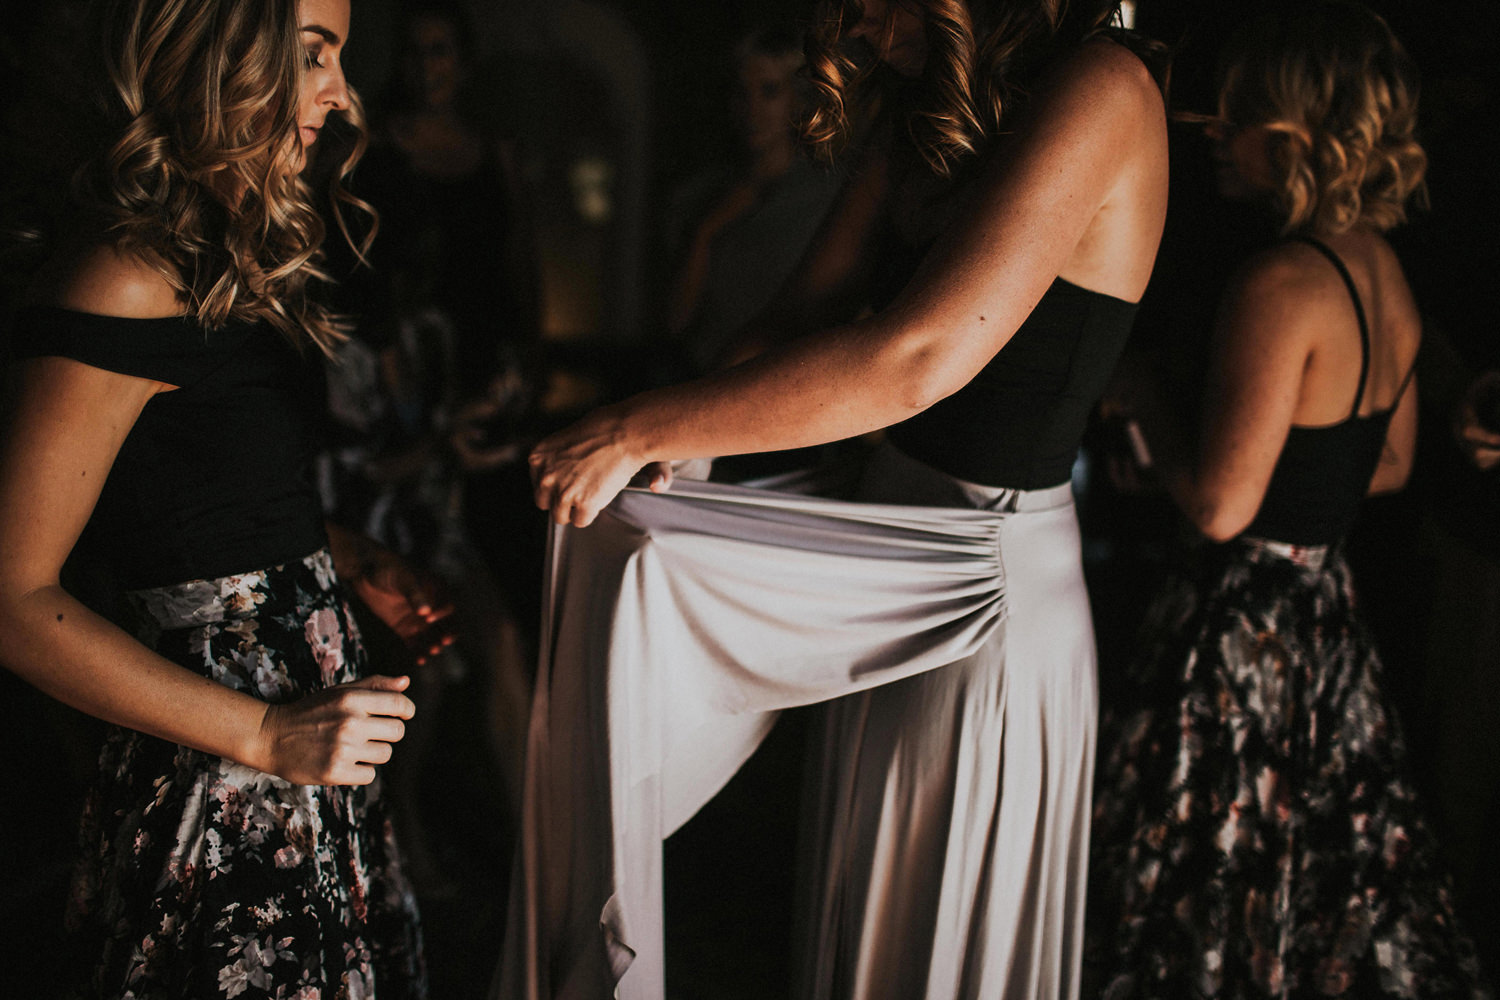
[322,63,350,112]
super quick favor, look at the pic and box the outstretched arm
[532,42,1166,525]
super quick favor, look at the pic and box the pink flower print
[165,856,196,885]
[275,845,305,869]
[216,785,251,832]
[304,608,345,686]
[348,856,369,923]
[1383,824,1413,867]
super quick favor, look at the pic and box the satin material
[496,448,1095,999]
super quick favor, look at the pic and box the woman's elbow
[1368,460,1412,497]
[885,334,973,416]
[1196,511,1251,543]
[1184,494,1256,543]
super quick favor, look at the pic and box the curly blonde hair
[802,0,1147,176]
[73,0,372,353]
[1217,1,1426,236]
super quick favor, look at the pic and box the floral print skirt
[66,549,426,1000]
[1088,537,1491,999]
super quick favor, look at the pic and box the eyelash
[305,48,324,69]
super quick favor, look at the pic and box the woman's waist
[859,438,1075,515]
[1220,534,1338,573]
[126,547,340,630]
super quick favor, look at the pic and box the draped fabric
[495,451,1095,1000]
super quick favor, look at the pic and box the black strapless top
[887,277,1141,490]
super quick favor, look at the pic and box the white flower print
[220,575,269,617]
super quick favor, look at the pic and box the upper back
[1280,229,1420,426]
[884,38,1168,306]
[1052,39,1170,303]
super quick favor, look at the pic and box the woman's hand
[254,674,416,785]
[348,551,456,665]
[529,406,666,527]
[326,523,456,663]
[1454,370,1500,471]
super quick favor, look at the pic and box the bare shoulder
[1238,241,1351,299]
[38,243,184,318]
[1223,242,1345,342]
[1040,37,1165,122]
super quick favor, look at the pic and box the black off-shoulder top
[14,306,329,589]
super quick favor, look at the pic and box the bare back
[884,39,1168,307]
[1287,228,1422,426]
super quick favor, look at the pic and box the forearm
[0,585,271,766]
[614,313,962,464]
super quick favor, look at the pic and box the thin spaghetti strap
[1295,235,1371,418]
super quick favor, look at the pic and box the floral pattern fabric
[66,549,425,1000]
[1088,537,1491,999]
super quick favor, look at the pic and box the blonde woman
[0,1,439,995]
[1088,3,1491,996]
[527,0,1167,995]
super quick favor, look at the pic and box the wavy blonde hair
[1217,1,1426,236]
[802,0,1149,176]
[73,0,372,353]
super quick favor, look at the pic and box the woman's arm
[1132,250,1324,541]
[1370,373,1417,494]
[532,43,1166,525]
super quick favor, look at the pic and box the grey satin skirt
[496,444,1096,1000]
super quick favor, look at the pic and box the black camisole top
[1243,237,1409,546]
[15,306,329,589]
[887,277,1141,490]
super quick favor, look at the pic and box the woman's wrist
[609,396,659,468]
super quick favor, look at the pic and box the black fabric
[15,306,329,588]
[887,278,1141,490]
[1244,238,1397,546]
